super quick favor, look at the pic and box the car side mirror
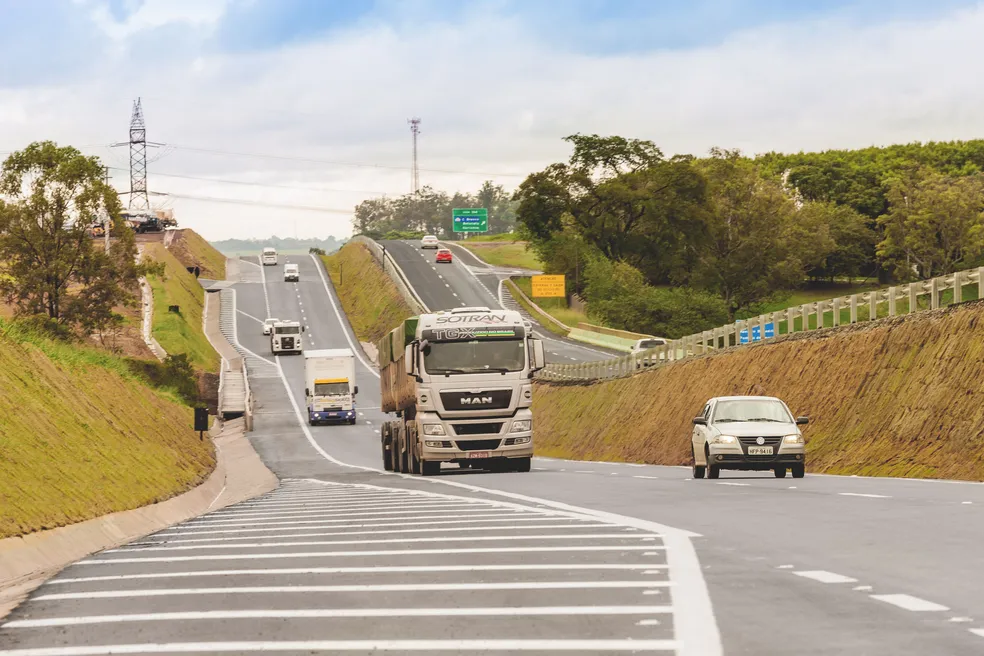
[692,417,708,426]
[796,416,809,425]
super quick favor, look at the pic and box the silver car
[691,396,809,479]
[262,318,280,336]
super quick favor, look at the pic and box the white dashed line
[949,617,973,623]
[574,471,594,474]
[853,585,873,591]
[634,476,660,480]
[839,493,891,498]
[871,594,949,612]
[793,571,857,584]
[776,565,794,569]
[971,628,984,638]
[717,482,749,487]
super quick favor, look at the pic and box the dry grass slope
[169,230,227,280]
[534,300,984,480]
[0,324,215,538]
[322,243,413,343]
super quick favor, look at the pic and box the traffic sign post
[452,208,488,233]
[531,275,566,298]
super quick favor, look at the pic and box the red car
[436,248,453,263]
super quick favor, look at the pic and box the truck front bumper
[309,409,356,424]
[417,410,534,462]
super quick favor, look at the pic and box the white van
[261,247,278,266]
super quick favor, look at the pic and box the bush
[128,353,200,406]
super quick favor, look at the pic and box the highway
[3,254,984,655]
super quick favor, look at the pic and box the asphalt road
[380,239,620,364]
[4,255,984,655]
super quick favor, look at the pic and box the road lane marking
[575,470,594,474]
[49,564,667,585]
[637,619,662,626]
[0,640,680,653]
[870,594,949,612]
[839,493,891,498]
[716,482,749,487]
[3,605,677,629]
[37,581,673,601]
[236,309,265,325]
[634,476,660,480]
[853,585,873,591]
[949,617,973,622]
[971,629,984,638]
[777,565,794,569]
[159,514,545,535]
[793,571,858,584]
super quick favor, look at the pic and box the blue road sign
[739,322,775,344]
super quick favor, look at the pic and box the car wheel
[774,467,787,478]
[692,450,705,479]
[791,464,805,479]
[707,464,720,479]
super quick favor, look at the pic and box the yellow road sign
[531,275,566,298]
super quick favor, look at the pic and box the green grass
[172,230,226,280]
[504,280,568,337]
[323,244,413,343]
[145,243,220,373]
[0,319,215,539]
[455,232,523,243]
[456,241,543,270]
[511,277,598,330]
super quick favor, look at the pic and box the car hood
[710,422,797,436]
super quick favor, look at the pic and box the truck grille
[440,390,512,411]
[452,423,504,436]
[455,439,502,451]
[281,337,295,349]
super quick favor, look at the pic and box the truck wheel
[422,461,440,476]
[408,425,422,475]
[381,424,393,471]
[513,457,532,473]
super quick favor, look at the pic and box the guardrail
[350,236,429,314]
[538,266,984,383]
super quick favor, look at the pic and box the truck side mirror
[531,339,545,371]
[303,326,307,332]
[354,385,359,395]
[305,388,310,397]
[404,344,417,376]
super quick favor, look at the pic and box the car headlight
[783,434,804,444]
[422,424,445,436]
[511,420,531,433]
[710,435,737,444]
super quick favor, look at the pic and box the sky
[1,0,983,241]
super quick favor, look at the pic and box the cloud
[1,1,983,240]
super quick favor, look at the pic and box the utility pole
[408,117,421,194]
[103,166,111,253]
[111,97,162,212]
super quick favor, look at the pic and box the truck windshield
[423,339,525,374]
[713,400,792,423]
[314,382,349,395]
[275,326,300,335]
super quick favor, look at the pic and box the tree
[476,181,517,234]
[877,172,984,280]
[786,201,876,282]
[691,149,801,319]
[0,141,141,333]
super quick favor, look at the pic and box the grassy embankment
[455,239,543,271]
[0,321,215,538]
[143,242,220,373]
[322,242,413,343]
[170,229,226,280]
[535,300,984,480]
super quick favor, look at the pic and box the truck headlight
[424,440,448,448]
[710,435,737,444]
[511,420,531,433]
[422,424,445,436]
[783,434,804,444]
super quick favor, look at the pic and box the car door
[692,402,711,464]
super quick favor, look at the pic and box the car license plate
[467,452,490,459]
[748,446,773,456]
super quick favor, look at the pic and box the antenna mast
[408,117,421,194]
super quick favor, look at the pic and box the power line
[150,191,353,214]
[164,143,527,178]
[107,167,388,195]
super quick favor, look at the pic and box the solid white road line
[839,493,891,498]
[37,581,673,601]
[793,571,858,584]
[49,564,667,585]
[970,628,984,638]
[160,513,536,533]
[0,639,680,653]
[159,516,574,537]
[182,507,517,525]
[236,309,265,325]
[3,606,675,629]
[82,545,661,564]
[870,594,949,611]
[112,533,663,553]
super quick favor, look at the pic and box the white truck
[304,349,358,425]
[261,247,278,266]
[284,263,299,282]
[270,320,304,354]
[378,307,545,476]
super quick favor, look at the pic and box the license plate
[467,452,490,459]
[748,446,773,456]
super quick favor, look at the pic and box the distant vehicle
[436,248,453,263]
[90,222,106,238]
[691,396,809,480]
[284,263,300,282]
[631,337,668,368]
[270,320,304,354]
[420,235,439,249]
[305,349,358,425]
[262,318,280,336]
[261,247,278,266]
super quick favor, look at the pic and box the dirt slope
[169,229,226,280]
[534,301,984,480]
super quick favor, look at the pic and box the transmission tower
[408,117,421,194]
[112,98,161,210]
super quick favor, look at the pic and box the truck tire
[381,424,393,471]
[408,425,422,475]
[512,457,532,473]
[422,460,440,476]
[397,423,409,473]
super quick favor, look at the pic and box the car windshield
[712,399,792,423]
[423,339,525,374]
[275,326,300,335]
[314,382,349,395]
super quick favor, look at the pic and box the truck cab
[284,263,300,282]
[378,307,546,476]
[261,247,278,266]
[304,349,358,425]
[270,320,303,354]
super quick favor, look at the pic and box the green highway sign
[452,208,488,233]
